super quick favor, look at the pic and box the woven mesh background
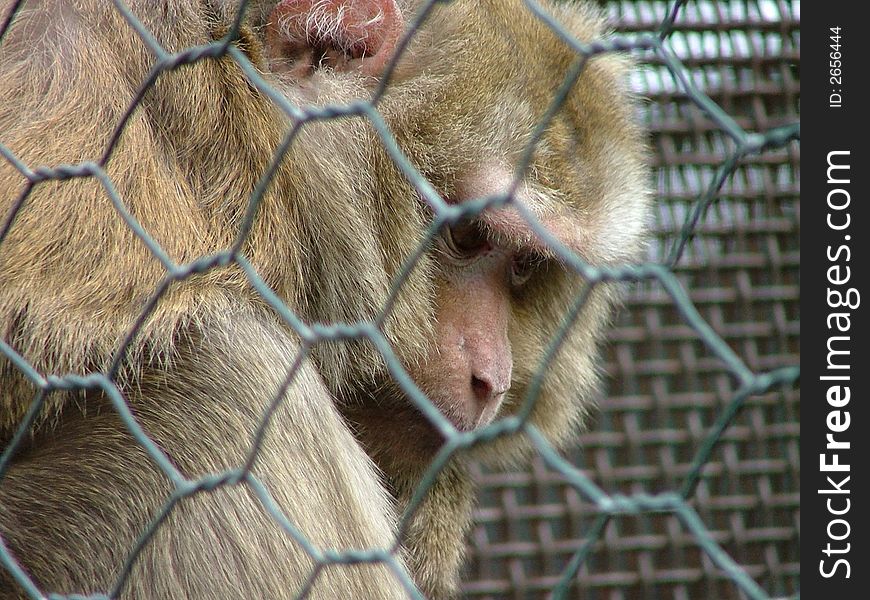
[462,2,800,598]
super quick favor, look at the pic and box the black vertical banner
[803,4,867,598]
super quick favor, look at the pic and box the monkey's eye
[510,253,541,287]
[442,220,490,259]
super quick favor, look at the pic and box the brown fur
[0,1,650,598]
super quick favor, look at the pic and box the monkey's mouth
[437,391,507,434]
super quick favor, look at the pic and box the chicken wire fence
[0,1,800,599]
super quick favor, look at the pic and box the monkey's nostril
[470,375,493,404]
[471,375,510,403]
[468,374,510,430]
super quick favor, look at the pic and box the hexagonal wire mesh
[0,0,800,599]
[463,1,800,599]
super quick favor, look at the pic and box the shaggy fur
[0,1,649,598]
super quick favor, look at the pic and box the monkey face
[357,0,651,465]
[232,0,649,466]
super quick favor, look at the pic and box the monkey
[0,1,650,599]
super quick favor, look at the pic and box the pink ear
[266,0,402,77]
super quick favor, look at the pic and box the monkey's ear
[264,0,402,78]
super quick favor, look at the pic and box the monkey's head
[386,1,650,468]
[250,0,652,469]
